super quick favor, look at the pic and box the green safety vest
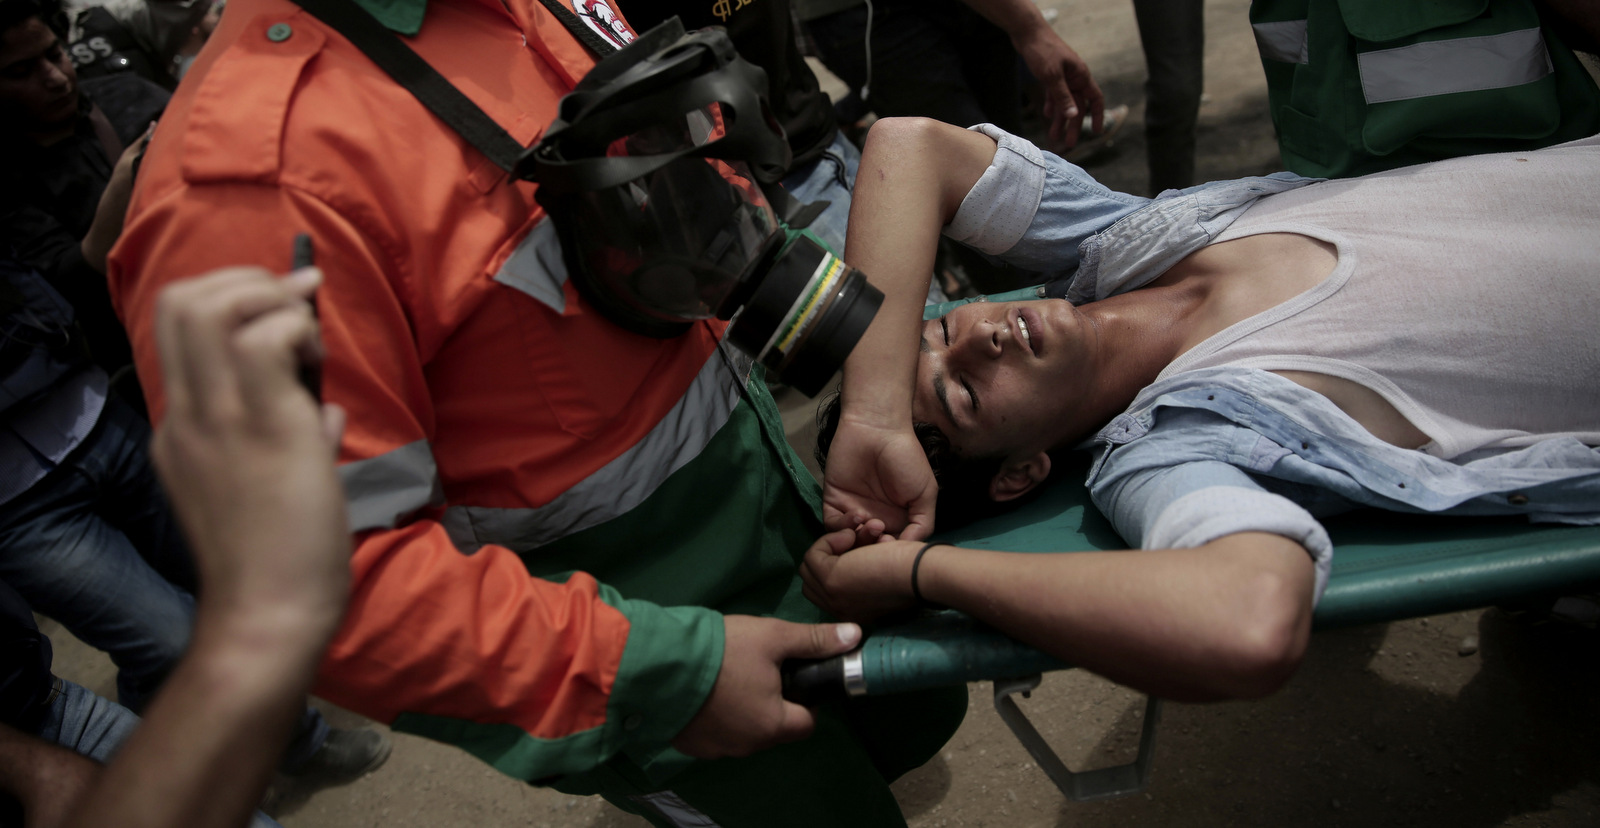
[1250,0,1600,178]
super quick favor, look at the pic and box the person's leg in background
[0,396,386,784]
[782,129,948,303]
[1132,0,1205,194]
[0,400,198,713]
[781,131,861,258]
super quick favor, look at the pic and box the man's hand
[671,617,862,759]
[150,266,349,639]
[1014,26,1105,151]
[821,417,938,541]
[801,530,919,622]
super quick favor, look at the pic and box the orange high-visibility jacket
[109,0,824,784]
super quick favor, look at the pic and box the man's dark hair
[0,0,64,37]
[814,391,1047,529]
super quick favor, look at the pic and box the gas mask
[524,19,882,396]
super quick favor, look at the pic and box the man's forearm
[0,722,102,828]
[957,0,1054,43]
[915,533,1316,701]
[837,118,997,425]
[62,607,331,828]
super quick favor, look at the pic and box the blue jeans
[32,677,284,828]
[0,396,328,766]
[781,131,859,258]
[782,131,946,304]
[0,396,195,712]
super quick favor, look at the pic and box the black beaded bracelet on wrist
[911,542,945,607]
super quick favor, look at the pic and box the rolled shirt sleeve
[943,123,1148,273]
[1092,453,1334,604]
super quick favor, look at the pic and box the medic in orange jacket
[108,0,836,786]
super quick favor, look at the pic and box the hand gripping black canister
[523,19,883,396]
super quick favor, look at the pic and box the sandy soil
[43,1,1600,826]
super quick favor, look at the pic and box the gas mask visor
[525,19,882,396]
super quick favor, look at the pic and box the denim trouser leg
[781,132,947,304]
[36,678,286,828]
[781,131,860,258]
[35,678,141,761]
[0,398,195,713]
[0,397,329,760]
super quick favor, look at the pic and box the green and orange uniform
[107,0,962,825]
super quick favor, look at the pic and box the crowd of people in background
[2,0,1596,825]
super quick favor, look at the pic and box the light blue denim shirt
[945,125,1600,603]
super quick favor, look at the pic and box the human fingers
[1084,83,1106,137]
[154,267,283,419]
[853,519,885,548]
[1046,81,1077,149]
[768,698,818,744]
[1062,87,1083,151]
[776,620,861,661]
[320,403,346,457]
[814,527,859,557]
[167,268,320,421]
[229,301,323,416]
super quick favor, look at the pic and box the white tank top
[1159,136,1600,459]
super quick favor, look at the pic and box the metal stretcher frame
[844,462,1600,802]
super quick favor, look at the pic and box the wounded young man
[805,117,1600,703]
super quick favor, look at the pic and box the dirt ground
[44,1,1600,826]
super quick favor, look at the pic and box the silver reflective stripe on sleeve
[1252,19,1309,64]
[441,346,752,554]
[341,439,444,532]
[1358,27,1551,104]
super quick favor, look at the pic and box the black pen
[291,233,323,403]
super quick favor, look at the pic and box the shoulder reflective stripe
[1358,27,1551,104]
[493,217,568,314]
[341,440,444,532]
[443,346,752,553]
[1252,19,1309,65]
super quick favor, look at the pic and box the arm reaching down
[801,531,1316,702]
[958,0,1105,149]
[63,266,347,828]
[823,119,998,539]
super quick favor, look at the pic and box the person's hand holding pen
[150,263,347,640]
[64,263,349,828]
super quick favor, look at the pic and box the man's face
[912,299,1095,460]
[0,16,79,130]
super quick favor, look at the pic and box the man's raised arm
[822,118,998,540]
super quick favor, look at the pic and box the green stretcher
[784,457,1600,801]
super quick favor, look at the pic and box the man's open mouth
[1014,307,1040,357]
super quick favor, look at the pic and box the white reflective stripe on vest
[341,439,443,532]
[1358,27,1552,104]
[1252,19,1309,65]
[493,216,568,314]
[440,345,751,554]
